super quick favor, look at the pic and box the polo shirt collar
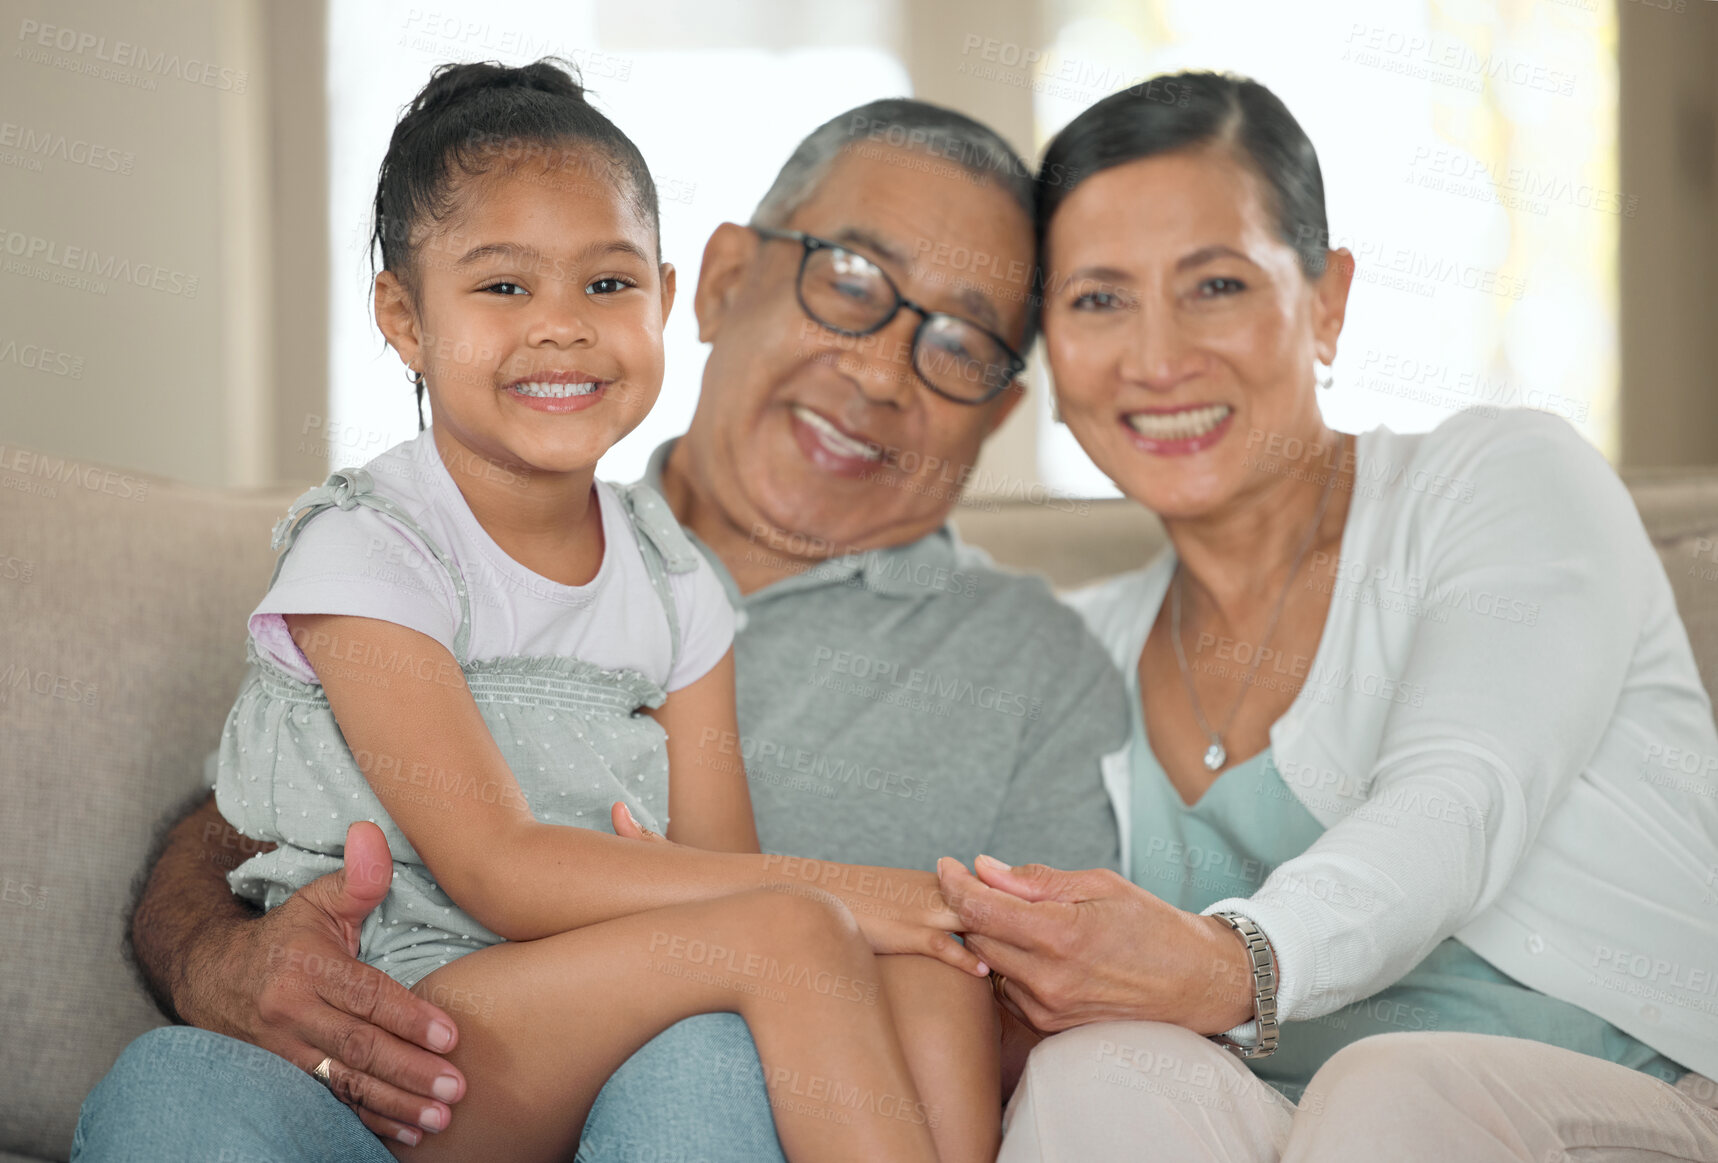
[640,437,961,608]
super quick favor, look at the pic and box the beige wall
[1616,0,1718,467]
[0,0,324,489]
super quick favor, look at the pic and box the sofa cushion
[0,454,297,1161]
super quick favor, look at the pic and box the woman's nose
[1119,308,1196,390]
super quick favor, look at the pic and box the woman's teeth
[511,381,600,398]
[793,405,882,462]
[1125,404,1232,441]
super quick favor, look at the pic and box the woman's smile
[1121,403,1235,456]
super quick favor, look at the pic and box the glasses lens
[915,315,1016,401]
[799,246,896,332]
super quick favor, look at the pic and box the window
[326,0,908,482]
[1031,0,1619,497]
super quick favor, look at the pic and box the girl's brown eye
[483,282,526,296]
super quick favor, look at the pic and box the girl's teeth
[1125,404,1232,441]
[512,381,600,398]
[793,405,882,462]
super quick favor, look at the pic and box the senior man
[73,99,1123,1163]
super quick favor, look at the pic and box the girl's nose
[528,292,598,348]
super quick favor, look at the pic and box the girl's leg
[876,953,1002,1163]
[385,887,938,1163]
[999,1003,1044,1101]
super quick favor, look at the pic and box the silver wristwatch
[1208,910,1280,1059]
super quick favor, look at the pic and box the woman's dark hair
[1037,71,1328,280]
[369,57,659,427]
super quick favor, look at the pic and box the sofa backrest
[4,446,1718,1160]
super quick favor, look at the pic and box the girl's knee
[733,884,864,959]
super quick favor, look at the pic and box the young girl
[213,59,1000,1162]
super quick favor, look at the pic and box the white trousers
[998,1022,1718,1163]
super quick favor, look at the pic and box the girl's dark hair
[370,57,659,427]
[1037,71,1328,280]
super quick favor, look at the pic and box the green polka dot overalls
[214,466,701,989]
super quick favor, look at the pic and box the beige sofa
[6,445,1718,1162]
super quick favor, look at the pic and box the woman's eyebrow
[1175,244,1253,271]
[1066,265,1132,284]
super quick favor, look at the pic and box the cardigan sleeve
[1202,410,1656,1022]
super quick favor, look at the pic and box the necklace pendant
[1203,742,1227,771]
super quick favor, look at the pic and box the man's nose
[842,308,921,409]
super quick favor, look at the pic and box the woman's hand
[613,804,987,977]
[937,855,1259,1035]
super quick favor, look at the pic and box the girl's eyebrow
[455,239,651,268]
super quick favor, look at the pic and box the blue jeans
[73,1016,785,1162]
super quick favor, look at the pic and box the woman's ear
[1311,247,1355,365]
[374,270,423,371]
[693,223,760,344]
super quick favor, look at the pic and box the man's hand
[936,854,1258,1035]
[180,818,467,1146]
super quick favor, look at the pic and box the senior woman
[938,72,1718,1161]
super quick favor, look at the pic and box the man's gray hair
[751,98,1039,345]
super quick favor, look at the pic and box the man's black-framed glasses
[753,227,1026,405]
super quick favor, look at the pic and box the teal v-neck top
[1124,681,1687,1102]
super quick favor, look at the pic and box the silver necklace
[1169,437,1344,772]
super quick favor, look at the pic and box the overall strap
[614,481,701,676]
[268,467,474,665]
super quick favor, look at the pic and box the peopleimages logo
[0,121,134,174]
[0,226,199,298]
[15,19,249,92]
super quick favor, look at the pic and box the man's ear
[694,223,760,344]
[374,270,423,372]
[981,377,1028,437]
[1312,247,1354,365]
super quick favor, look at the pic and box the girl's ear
[658,262,677,327]
[374,270,423,371]
[693,223,760,344]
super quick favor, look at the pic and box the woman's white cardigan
[1067,408,1718,1079]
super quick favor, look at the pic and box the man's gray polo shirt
[644,439,1123,874]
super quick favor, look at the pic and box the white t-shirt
[248,430,734,693]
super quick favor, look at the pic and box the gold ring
[312,1056,335,1089]
[990,970,1009,1005]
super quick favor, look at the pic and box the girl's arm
[644,648,759,853]
[284,613,978,972]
